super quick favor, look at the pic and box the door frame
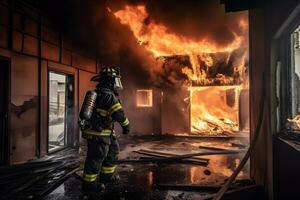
[47,70,75,153]
[0,56,11,165]
[46,61,79,154]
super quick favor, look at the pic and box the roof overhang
[220,0,263,12]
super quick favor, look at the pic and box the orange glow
[190,86,240,134]
[112,5,248,86]
[136,89,153,107]
[287,114,300,130]
[205,155,246,178]
[111,5,249,135]
[113,5,243,56]
[147,171,153,185]
[190,155,246,184]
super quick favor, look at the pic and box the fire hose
[211,73,266,200]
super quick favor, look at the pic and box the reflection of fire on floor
[117,135,249,186]
[44,135,252,200]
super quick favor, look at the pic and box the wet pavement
[44,135,249,200]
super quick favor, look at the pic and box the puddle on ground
[45,136,249,200]
[118,154,249,187]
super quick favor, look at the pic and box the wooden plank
[134,151,208,165]
[198,146,231,151]
[155,184,228,193]
[117,157,208,167]
[230,143,246,149]
[117,158,208,166]
[136,149,245,160]
[119,149,245,165]
[37,167,80,198]
[139,157,208,166]
[137,149,210,162]
[144,150,245,161]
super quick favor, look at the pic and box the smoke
[41,0,248,87]
[41,0,154,87]
[40,0,249,135]
[108,0,248,48]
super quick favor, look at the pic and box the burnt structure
[0,0,300,200]
[223,0,300,199]
[0,0,100,163]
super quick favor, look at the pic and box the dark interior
[0,58,9,166]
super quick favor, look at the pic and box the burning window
[286,25,300,131]
[136,89,153,107]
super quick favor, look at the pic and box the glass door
[48,72,67,152]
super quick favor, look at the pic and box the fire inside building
[0,0,300,199]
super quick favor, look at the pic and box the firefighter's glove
[122,125,130,135]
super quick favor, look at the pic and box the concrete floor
[44,135,249,200]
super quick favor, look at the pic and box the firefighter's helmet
[91,66,123,90]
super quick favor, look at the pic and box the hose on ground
[211,73,267,200]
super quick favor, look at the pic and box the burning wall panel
[239,89,250,131]
[120,88,162,135]
[161,89,190,135]
[108,3,249,136]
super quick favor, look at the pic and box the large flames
[190,86,240,135]
[287,114,300,131]
[113,5,244,56]
[111,5,249,135]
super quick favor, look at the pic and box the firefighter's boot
[81,182,105,199]
[100,174,120,185]
[81,192,102,200]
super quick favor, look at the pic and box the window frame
[279,20,300,133]
[136,89,153,108]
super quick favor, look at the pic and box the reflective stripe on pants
[101,166,116,174]
[83,173,97,182]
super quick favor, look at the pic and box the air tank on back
[79,90,97,129]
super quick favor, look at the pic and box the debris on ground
[0,148,80,199]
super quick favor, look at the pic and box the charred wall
[0,0,163,164]
[0,0,100,164]
[119,87,162,135]
[37,0,249,136]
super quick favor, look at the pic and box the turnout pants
[82,135,119,189]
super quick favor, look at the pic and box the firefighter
[79,66,130,196]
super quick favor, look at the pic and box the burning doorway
[189,86,249,135]
[190,86,239,135]
[111,4,249,136]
